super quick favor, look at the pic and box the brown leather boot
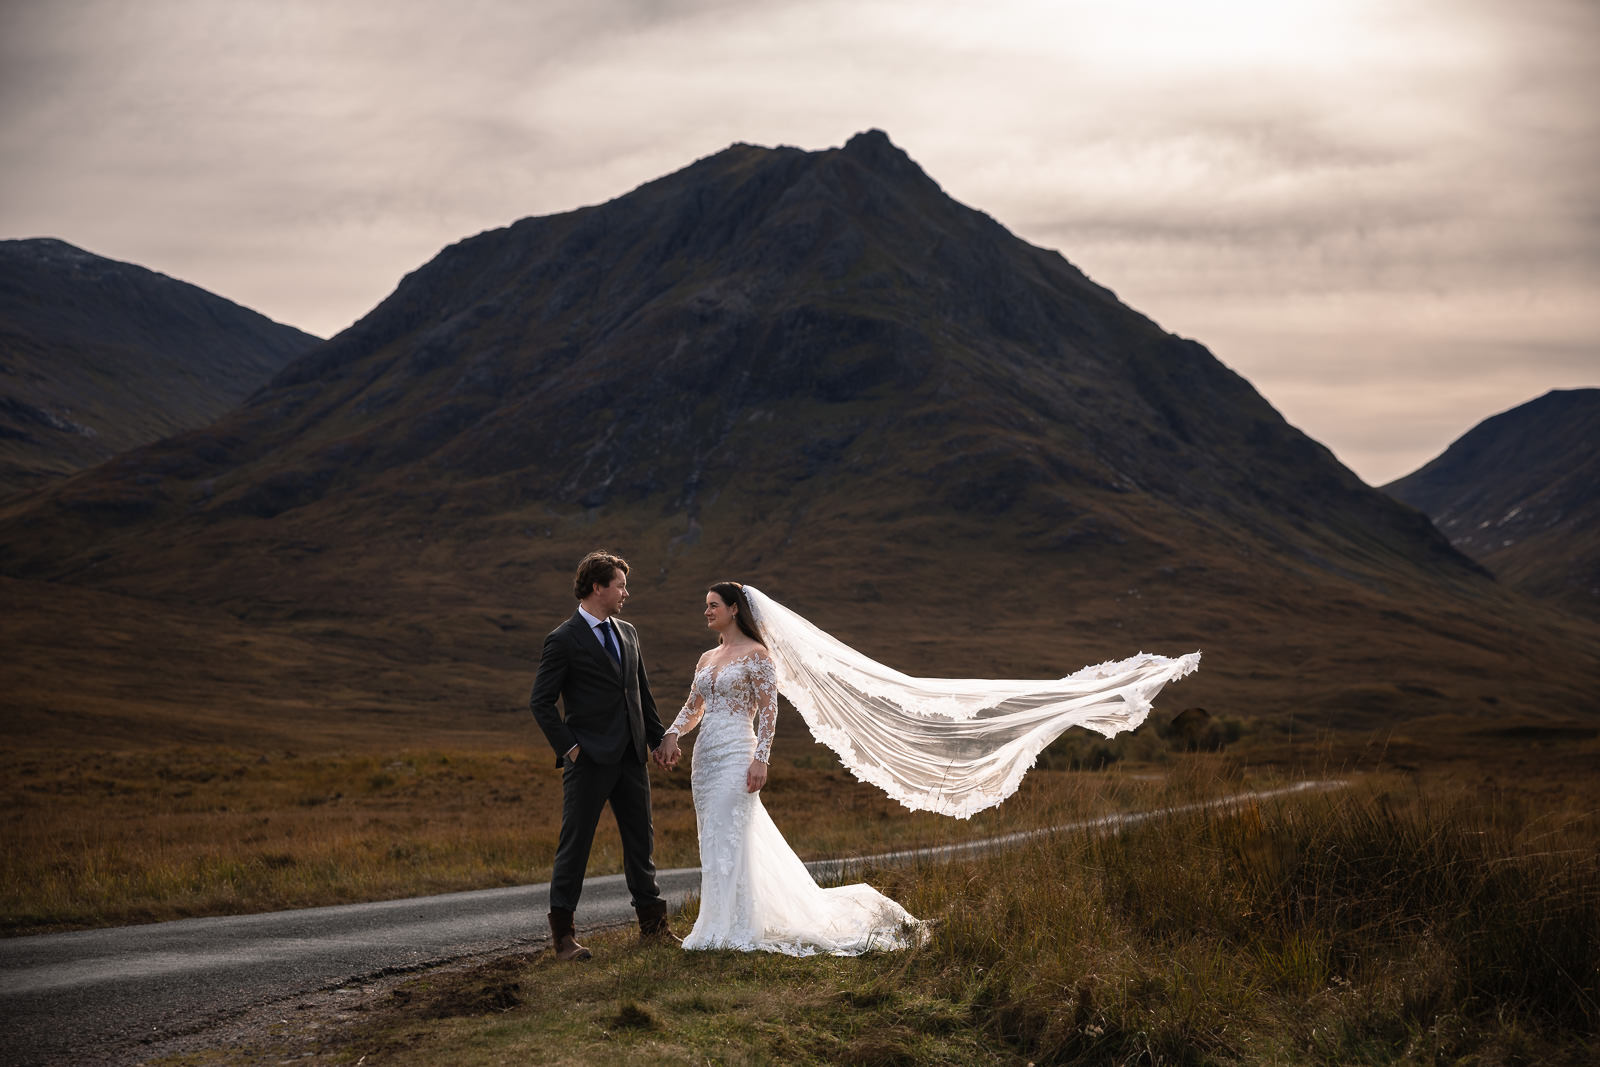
[548,908,592,961]
[635,898,679,944]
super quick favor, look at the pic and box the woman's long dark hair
[709,581,765,646]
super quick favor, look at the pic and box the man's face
[595,569,629,617]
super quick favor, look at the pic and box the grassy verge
[155,776,1598,1065]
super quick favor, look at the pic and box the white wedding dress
[664,587,1199,955]
[667,648,922,956]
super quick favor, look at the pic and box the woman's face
[704,592,736,633]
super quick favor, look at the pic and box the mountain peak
[838,128,939,189]
[63,129,1468,596]
[843,128,897,155]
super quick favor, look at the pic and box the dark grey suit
[529,610,666,912]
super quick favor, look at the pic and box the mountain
[0,238,320,496]
[1,132,1595,754]
[1385,388,1599,619]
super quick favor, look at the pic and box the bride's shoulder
[724,642,770,667]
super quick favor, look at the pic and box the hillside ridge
[0,237,320,496]
[1386,387,1598,618]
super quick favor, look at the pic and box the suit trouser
[550,753,662,913]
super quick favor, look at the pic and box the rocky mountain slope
[0,238,319,496]
[1386,388,1598,619]
[1,133,1594,752]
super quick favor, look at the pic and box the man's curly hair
[573,551,629,600]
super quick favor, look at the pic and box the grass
[1,747,565,932]
[0,741,1224,935]
[152,771,1598,1065]
[6,717,1596,940]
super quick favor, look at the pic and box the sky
[2,0,1595,485]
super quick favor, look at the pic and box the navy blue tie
[601,620,621,666]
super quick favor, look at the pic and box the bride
[655,582,920,955]
[655,581,1200,956]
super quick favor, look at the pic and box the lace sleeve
[751,651,779,763]
[667,654,709,738]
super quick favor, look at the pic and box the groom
[528,550,674,960]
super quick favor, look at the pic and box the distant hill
[0,238,320,496]
[1386,389,1599,619]
[0,133,1594,752]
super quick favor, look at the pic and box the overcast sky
[2,0,1595,485]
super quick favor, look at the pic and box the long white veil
[741,585,1200,819]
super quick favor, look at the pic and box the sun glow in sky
[1,0,1595,484]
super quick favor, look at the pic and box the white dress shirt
[576,604,616,656]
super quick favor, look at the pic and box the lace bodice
[667,647,779,763]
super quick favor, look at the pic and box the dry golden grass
[6,665,1598,939]
[0,747,556,932]
[150,768,1600,1066]
[1,739,1232,935]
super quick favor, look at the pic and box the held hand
[655,735,681,769]
[746,759,768,793]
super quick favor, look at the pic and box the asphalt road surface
[0,781,1338,1065]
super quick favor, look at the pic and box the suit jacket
[529,610,665,767]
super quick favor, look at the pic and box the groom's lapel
[576,614,624,681]
[606,628,626,680]
[617,621,637,683]
[569,612,621,680]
